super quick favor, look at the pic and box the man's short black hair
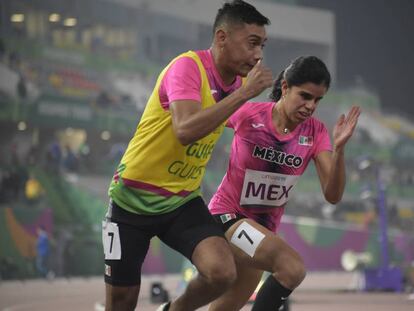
[213,0,270,32]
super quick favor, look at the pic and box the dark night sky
[299,0,414,120]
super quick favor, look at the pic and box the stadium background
[0,0,413,297]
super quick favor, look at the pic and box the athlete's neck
[273,101,294,134]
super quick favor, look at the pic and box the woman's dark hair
[213,0,270,33]
[269,56,331,102]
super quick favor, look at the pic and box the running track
[1,273,413,311]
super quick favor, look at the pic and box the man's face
[220,23,267,77]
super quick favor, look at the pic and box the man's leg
[105,284,139,311]
[170,236,237,311]
[208,262,263,311]
[158,197,238,311]
[103,202,152,311]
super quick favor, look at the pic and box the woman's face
[283,82,327,123]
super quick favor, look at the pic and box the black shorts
[104,197,225,286]
[212,213,246,232]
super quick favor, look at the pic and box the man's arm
[170,60,273,145]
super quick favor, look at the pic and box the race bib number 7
[102,221,121,260]
[240,169,299,207]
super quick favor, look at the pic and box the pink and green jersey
[208,102,332,232]
[109,49,242,215]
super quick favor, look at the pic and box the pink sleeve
[227,103,251,129]
[313,122,332,157]
[159,57,202,110]
[226,115,236,129]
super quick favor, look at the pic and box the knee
[203,261,237,289]
[291,260,306,287]
[274,257,306,289]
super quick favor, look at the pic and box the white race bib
[102,221,121,260]
[240,169,299,207]
[231,221,265,257]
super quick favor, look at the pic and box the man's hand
[240,59,273,99]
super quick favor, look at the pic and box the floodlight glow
[101,131,111,141]
[49,13,61,22]
[17,121,27,131]
[63,18,77,27]
[11,14,25,23]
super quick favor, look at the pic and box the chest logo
[251,123,265,128]
[298,135,313,146]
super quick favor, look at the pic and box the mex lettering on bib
[240,169,299,207]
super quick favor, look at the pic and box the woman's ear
[281,80,289,96]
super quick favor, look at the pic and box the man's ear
[214,28,227,49]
